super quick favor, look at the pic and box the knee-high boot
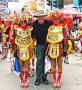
[57,72,62,88]
[52,72,62,88]
[52,72,57,88]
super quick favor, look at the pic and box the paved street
[0,54,82,90]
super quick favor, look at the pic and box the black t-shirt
[32,19,52,45]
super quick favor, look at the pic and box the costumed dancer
[13,13,33,88]
[74,21,82,59]
[46,10,71,88]
[0,15,5,60]
[2,17,11,58]
[63,15,73,64]
[3,16,15,72]
[8,11,19,72]
[77,21,82,53]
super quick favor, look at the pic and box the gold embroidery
[15,27,33,61]
[15,27,32,47]
[19,47,29,61]
[47,25,63,44]
[49,44,59,58]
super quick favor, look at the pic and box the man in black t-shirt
[32,10,52,86]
